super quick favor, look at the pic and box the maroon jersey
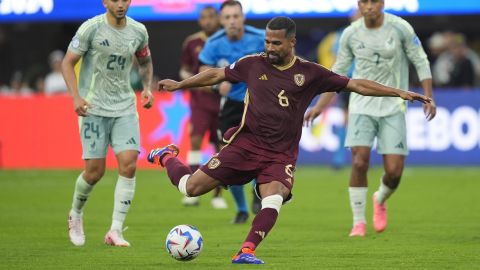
[181,31,220,110]
[223,54,349,160]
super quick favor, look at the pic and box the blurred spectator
[433,32,480,88]
[44,50,68,95]
[0,71,33,96]
[427,32,447,66]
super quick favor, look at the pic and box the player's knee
[261,194,284,213]
[180,175,200,197]
[83,168,105,183]
[118,160,137,178]
[351,157,369,173]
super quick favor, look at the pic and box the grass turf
[0,167,479,269]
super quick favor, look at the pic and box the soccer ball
[165,224,203,261]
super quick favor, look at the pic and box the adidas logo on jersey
[259,74,268,80]
[99,39,110,46]
[395,142,404,149]
[126,137,137,145]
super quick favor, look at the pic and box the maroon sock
[189,164,199,173]
[164,157,192,187]
[241,208,278,251]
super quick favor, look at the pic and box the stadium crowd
[0,20,479,95]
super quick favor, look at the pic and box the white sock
[349,187,367,226]
[375,177,395,204]
[111,175,136,231]
[187,151,202,165]
[71,173,94,218]
[178,175,191,196]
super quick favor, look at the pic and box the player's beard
[266,52,282,65]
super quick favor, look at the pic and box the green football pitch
[1,167,479,269]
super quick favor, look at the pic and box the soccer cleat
[232,248,264,264]
[349,222,366,237]
[232,211,249,224]
[104,229,130,247]
[182,195,200,206]
[211,196,228,209]
[147,144,179,167]
[68,213,85,246]
[373,192,388,232]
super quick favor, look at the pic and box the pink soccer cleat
[104,229,130,247]
[373,192,387,233]
[349,222,366,237]
[68,213,85,246]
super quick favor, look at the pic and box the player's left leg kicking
[148,144,290,264]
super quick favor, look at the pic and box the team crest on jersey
[72,36,80,49]
[207,157,221,170]
[294,74,305,86]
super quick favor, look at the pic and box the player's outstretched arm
[346,79,432,104]
[158,67,226,92]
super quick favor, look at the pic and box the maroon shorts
[199,143,296,192]
[190,106,219,143]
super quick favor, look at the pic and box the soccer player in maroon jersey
[149,16,431,264]
[178,6,227,209]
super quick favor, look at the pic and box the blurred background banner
[300,90,480,166]
[0,90,478,169]
[1,0,480,22]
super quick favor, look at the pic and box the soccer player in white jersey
[305,0,437,236]
[61,0,154,246]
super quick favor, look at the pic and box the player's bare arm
[136,46,154,109]
[346,79,432,104]
[159,67,226,92]
[304,92,336,127]
[61,50,90,117]
[420,78,436,121]
[198,65,232,94]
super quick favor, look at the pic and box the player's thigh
[79,115,110,159]
[190,106,211,138]
[257,162,295,202]
[199,145,257,187]
[345,114,379,148]
[111,114,140,154]
[208,110,220,144]
[377,113,408,155]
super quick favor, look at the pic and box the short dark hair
[220,0,242,12]
[266,16,296,38]
[201,5,217,14]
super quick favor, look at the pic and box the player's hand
[218,82,232,96]
[399,91,432,104]
[73,96,90,117]
[303,107,323,127]
[141,89,154,109]
[158,79,180,92]
[423,98,436,121]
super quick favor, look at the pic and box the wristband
[211,84,220,93]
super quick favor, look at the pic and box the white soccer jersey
[68,14,149,117]
[333,13,431,117]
